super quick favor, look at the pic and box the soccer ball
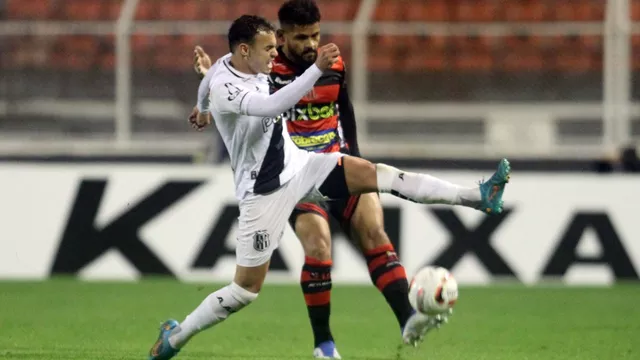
[408,266,458,316]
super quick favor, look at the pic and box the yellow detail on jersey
[290,132,337,148]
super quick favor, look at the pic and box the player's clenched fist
[188,106,211,131]
[314,43,340,71]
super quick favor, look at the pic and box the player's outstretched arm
[239,64,322,117]
[238,44,340,118]
[208,44,339,118]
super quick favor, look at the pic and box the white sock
[375,163,480,207]
[168,282,258,349]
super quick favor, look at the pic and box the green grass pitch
[0,278,638,359]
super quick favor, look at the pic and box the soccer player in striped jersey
[269,3,414,357]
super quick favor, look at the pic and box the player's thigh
[235,192,293,291]
[342,156,378,194]
[307,153,374,200]
[290,203,332,261]
[348,192,390,251]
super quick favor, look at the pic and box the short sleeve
[211,80,252,115]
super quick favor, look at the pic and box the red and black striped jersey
[270,49,358,155]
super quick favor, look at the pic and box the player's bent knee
[358,223,390,251]
[351,193,390,250]
[295,213,332,261]
[303,235,332,261]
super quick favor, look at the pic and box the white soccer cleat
[313,341,342,359]
[402,310,451,347]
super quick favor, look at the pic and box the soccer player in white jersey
[148,15,511,360]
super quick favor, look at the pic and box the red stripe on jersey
[298,84,340,104]
[287,117,339,133]
[320,142,342,153]
[271,62,295,75]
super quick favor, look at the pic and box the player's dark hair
[228,15,276,53]
[278,0,322,28]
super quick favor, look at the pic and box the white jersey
[208,57,315,200]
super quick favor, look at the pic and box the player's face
[248,31,278,74]
[280,23,321,66]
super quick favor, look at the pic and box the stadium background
[0,1,639,359]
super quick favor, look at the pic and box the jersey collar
[223,58,263,80]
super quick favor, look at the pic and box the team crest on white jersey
[224,83,243,101]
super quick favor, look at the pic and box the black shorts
[288,195,361,235]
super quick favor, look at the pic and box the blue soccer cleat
[313,340,342,359]
[148,319,180,360]
[476,158,511,215]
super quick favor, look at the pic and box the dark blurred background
[1,0,639,171]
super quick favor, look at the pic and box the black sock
[365,244,413,328]
[301,257,334,347]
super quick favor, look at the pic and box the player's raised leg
[290,209,341,358]
[331,157,511,214]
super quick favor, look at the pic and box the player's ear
[276,28,285,42]
[239,43,250,58]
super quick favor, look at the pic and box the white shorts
[235,152,345,267]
